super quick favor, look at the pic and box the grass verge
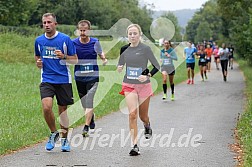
[236,59,252,166]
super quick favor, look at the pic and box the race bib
[163,59,171,65]
[80,64,94,73]
[200,58,206,62]
[127,67,142,79]
[42,46,59,59]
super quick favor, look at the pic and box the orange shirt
[205,48,213,58]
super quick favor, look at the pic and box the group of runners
[184,39,234,84]
[35,12,234,156]
[35,13,107,153]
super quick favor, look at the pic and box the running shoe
[45,131,59,151]
[231,67,233,70]
[171,94,175,101]
[191,80,194,84]
[162,94,167,100]
[205,75,208,80]
[82,125,89,137]
[201,78,204,82]
[224,76,227,82]
[61,138,70,152]
[187,79,191,84]
[129,144,140,156]
[90,113,95,130]
[144,123,152,139]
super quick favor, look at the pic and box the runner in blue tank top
[72,20,107,137]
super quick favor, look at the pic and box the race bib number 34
[127,67,142,79]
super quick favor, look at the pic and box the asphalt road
[0,62,245,167]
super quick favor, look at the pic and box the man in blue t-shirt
[184,41,197,84]
[34,13,77,152]
[72,20,107,137]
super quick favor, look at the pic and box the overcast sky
[140,0,209,11]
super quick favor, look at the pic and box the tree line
[185,0,252,65]
[0,0,182,42]
[0,0,152,28]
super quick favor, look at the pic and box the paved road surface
[0,62,245,167]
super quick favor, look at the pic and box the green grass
[0,32,197,155]
[0,33,35,64]
[236,59,252,166]
[0,63,48,154]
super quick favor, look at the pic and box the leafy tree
[217,0,252,64]
[0,0,36,26]
[185,0,222,43]
[185,14,201,43]
[194,21,212,43]
[161,12,181,42]
[1,0,153,42]
[28,0,62,25]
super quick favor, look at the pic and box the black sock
[171,84,174,94]
[163,84,167,94]
[84,125,89,130]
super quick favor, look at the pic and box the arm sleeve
[118,46,126,66]
[66,37,76,56]
[34,40,41,56]
[146,46,160,76]
[170,48,178,61]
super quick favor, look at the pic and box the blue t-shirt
[34,31,76,84]
[160,48,178,67]
[72,37,102,82]
[184,47,197,63]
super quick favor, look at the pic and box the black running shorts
[161,65,175,75]
[186,62,195,70]
[76,79,98,108]
[40,82,74,106]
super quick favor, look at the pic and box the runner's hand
[138,75,149,82]
[117,65,123,73]
[36,58,43,69]
[54,50,64,59]
[102,58,108,66]
[165,52,170,57]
